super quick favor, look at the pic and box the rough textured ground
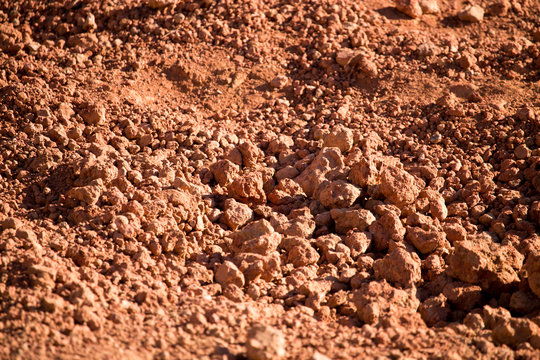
[1,0,539,359]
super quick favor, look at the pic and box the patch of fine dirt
[1,0,540,359]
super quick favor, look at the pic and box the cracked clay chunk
[373,248,422,288]
[380,166,423,208]
[446,233,524,292]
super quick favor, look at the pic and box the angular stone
[223,198,253,230]
[373,248,421,287]
[380,166,423,208]
[447,233,524,292]
[318,180,360,209]
[295,148,344,197]
[228,171,266,205]
[330,208,375,234]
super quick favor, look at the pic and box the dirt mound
[0,0,539,358]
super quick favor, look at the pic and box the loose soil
[0,0,539,359]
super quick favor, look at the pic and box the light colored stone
[406,226,446,254]
[81,104,106,125]
[146,0,176,9]
[380,166,423,208]
[447,233,524,292]
[322,127,354,153]
[223,198,253,230]
[420,0,440,14]
[394,0,423,18]
[246,325,286,360]
[373,248,422,287]
[458,4,484,22]
[210,159,240,187]
[228,171,266,204]
[330,208,375,234]
[295,147,344,197]
[215,261,245,288]
[318,180,360,209]
[270,75,289,89]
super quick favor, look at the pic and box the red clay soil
[1,0,539,359]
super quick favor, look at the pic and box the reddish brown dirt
[1,0,540,359]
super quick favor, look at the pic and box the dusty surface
[1,0,540,359]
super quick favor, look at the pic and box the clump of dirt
[0,0,539,358]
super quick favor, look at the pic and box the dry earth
[0,0,540,359]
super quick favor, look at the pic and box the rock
[394,0,423,18]
[0,23,23,54]
[353,281,420,325]
[348,155,401,188]
[146,0,176,9]
[516,106,536,122]
[457,53,477,70]
[312,352,331,360]
[294,147,344,197]
[268,178,304,205]
[420,0,440,14]
[406,226,446,254]
[344,231,372,257]
[215,261,245,288]
[514,144,531,160]
[483,305,511,330]
[275,166,299,181]
[41,295,64,313]
[487,0,510,16]
[380,166,423,208]
[442,282,483,311]
[74,307,101,331]
[58,103,74,122]
[236,231,281,258]
[419,295,450,326]
[48,125,69,147]
[2,217,22,230]
[369,209,405,251]
[420,189,448,221]
[373,248,422,287]
[112,215,138,238]
[447,233,524,292]
[223,198,253,230]
[336,48,359,67]
[238,141,264,168]
[235,251,281,282]
[298,279,332,310]
[458,5,484,22]
[228,171,266,205]
[246,325,286,360]
[330,208,375,234]
[286,214,317,236]
[232,219,274,244]
[287,240,320,267]
[430,196,447,221]
[268,135,294,154]
[67,181,103,205]
[210,159,240,187]
[67,33,98,51]
[315,234,351,265]
[443,222,467,243]
[318,180,360,209]
[509,291,540,313]
[524,251,540,298]
[492,318,539,347]
[322,127,354,153]
[464,313,485,331]
[270,75,289,89]
[348,157,380,187]
[81,104,106,125]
